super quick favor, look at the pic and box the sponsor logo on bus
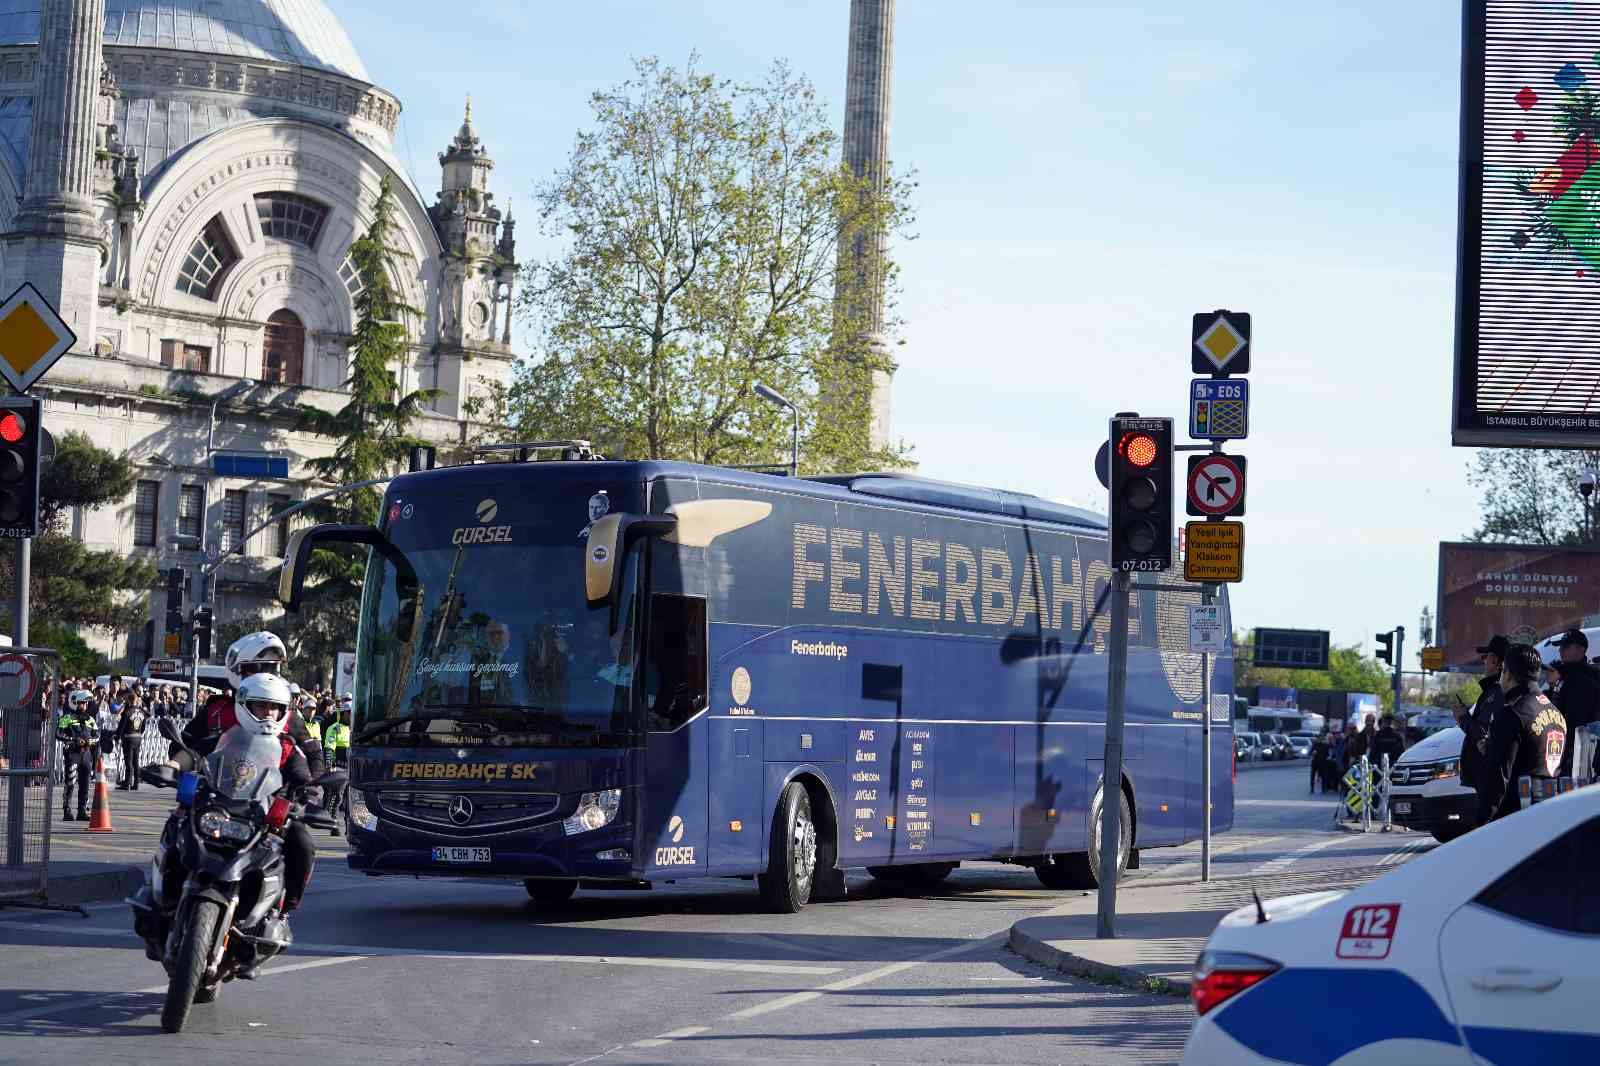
[655,815,695,866]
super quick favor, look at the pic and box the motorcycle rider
[165,632,325,781]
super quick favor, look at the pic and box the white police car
[1181,787,1600,1065]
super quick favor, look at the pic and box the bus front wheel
[1035,787,1131,890]
[759,782,818,913]
[525,879,578,905]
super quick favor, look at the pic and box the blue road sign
[1189,378,1249,440]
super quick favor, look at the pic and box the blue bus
[279,455,1234,911]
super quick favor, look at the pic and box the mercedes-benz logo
[447,795,474,825]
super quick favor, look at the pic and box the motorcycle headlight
[347,789,378,832]
[1431,759,1460,780]
[197,809,255,844]
[562,789,621,836]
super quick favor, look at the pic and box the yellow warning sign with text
[1183,521,1244,583]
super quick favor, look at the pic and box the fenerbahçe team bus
[278,449,1234,911]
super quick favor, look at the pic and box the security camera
[1582,471,1598,499]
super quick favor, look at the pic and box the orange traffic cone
[86,753,114,832]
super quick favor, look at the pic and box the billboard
[1437,541,1600,668]
[1454,1,1600,445]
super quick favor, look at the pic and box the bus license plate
[1392,802,1411,815]
[432,846,491,864]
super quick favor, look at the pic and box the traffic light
[1375,630,1395,665]
[0,396,43,537]
[1108,415,1174,572]
[193,605,213,661]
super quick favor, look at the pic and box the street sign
[1189,379,1249,440]
[1187,454,1247,517]
[1421,646,1445,671]
[0,652,37,707]
[1191,309,1250,376]
[1184,521,1244,582]
[164,632,180,656]
[1253,628,1330,670]
[146,658,180,676]
[0,283,76,393]
[1188,604,1226,654]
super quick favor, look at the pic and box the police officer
[57,694,99,820]
[1547,628,1598,775]
[1478,642,1570,823]
[322,708,350,835]
[1454,635,1506,794]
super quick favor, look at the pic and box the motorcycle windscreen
[204,729,286,803]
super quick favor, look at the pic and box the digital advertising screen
[1437,541,1600,669]
[1455,1,1600,445]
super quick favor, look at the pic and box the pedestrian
[1546,629,1599,777]
[95,691,118,763]
[115,697,148,790]
[1478,642,1570,823]
[1309,732,1328,793]
[1455,635,1507,795]
[57,693,99,821]
[1372,713,1405,776]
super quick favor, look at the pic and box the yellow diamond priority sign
[1192,309,1250,375]
[0,283,76,393]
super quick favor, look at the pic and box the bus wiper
[353,712,443,745]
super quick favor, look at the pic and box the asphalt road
[0,761,1425,1066]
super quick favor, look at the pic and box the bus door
[640,593,710,878]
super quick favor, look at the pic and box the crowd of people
[1305,711,1409,797]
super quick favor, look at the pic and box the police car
[1181,787,1599,1065]
[1387,725,1477,843]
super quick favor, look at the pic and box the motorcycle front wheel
[161,899,222,1033]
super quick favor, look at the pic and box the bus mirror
[585,513,678,618]
[278,524,419,617]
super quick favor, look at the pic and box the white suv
[1386,726,1477,842]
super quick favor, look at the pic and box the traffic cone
[86,753,114,832]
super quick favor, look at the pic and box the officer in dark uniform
[1478,643,1570,824]
[57,696,99,820]
[1454,635,1506,794]
[1547,628,1598,776]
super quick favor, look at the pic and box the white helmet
[225,631,287,688]
[235,673,294,737]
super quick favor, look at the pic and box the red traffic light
[1119,432,1158,468]
[0,412,25,444]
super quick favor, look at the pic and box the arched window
[254,192,328,248]
[176,217,238,299]
[261,309,305,386]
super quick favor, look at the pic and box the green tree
[293,176,435,677]
[1465,448,1600,546]
[0,431,158,636]
[1237,640,1396,713]
[32,619,108,676]
[512,55,915,473]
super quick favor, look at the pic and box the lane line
[1247,835,1347,878]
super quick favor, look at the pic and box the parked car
[1387,725,1477,843]
[1286,735,1313,759]
[1235,733,1264,763]
[1181,789,1600,1064]
[1267,733,1296,760]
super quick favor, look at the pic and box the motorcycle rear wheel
[161,899,222,1033]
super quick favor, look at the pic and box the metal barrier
[0,648,62,909]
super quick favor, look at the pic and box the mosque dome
[0,0,369,82]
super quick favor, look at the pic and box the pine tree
[292,176,437,675]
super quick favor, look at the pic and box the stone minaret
[2,0,106,353]
[835,0,895,453]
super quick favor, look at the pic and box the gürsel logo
[655,815,694,866]
[668,814,684,843]
[476,499,498,523]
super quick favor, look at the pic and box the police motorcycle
[129,711,344,1033]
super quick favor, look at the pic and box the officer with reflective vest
[1479,642,1570,823]
[57,693,100,821]
[322,709,351,834]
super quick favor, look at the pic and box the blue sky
[336,0,1479,658]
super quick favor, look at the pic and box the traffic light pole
[1392,625,1405,713]
[11,539,26,646]
[1096,569,1131,939]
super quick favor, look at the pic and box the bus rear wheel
[759,782,818,913]
[525,879,578,905]
[867,862,957,890]
[1035,787,1131,890]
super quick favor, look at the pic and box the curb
[42,865,144,907]
[1007,920,1190,998]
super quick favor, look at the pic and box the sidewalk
[1008,844,1414,996]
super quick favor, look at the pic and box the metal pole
[1361,754,1372,834]
[1096,570,1131,939]
[1381,753,1392,831]
[13,539,28,647]
[1201,584,1213,883]
[790,405,799,479]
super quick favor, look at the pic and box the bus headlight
[563,789,621,835]
[347,789,378,832]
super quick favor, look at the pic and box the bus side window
[644,594,708,731]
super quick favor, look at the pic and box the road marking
[1378,838,1433,867]
[0,954,364,1025]
[1248,835,1346,878]
[631,1025,709,1048]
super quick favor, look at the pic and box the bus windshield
[352,481,639,748]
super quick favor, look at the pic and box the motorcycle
[128,718,344,1033]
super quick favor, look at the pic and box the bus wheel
[525,879,578,905]
[759,782,818,913]
[866,862,956,889]
[1036,788,1131,890]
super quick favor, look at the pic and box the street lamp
[753,383,798,478]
